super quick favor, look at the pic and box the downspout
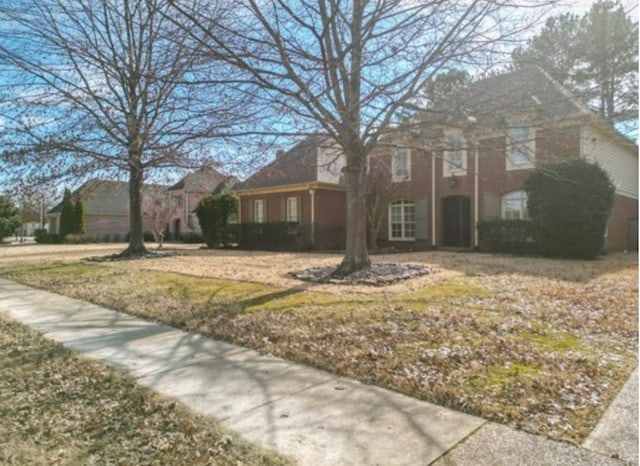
[431,152,436,248]
[237,195,242,224]
[309,189,316,246]
[474,143,479,248]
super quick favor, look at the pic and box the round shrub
[195,194,237,248]
[524,159,615,259]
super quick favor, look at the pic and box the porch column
[309,189,316,246]
[474,143,479,248]
[237,195,242,223]
[431,153,436,248]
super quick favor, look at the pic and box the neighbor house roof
[234,134,337,191]
[167,165,237,192]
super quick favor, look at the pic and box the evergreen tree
[512,1,638,124]
[0,196,21,241]
[59,188,74,238]
[73,196,85,234]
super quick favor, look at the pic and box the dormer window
[392,147,411,182]
[443,131,467,177]
[507,125,535,170]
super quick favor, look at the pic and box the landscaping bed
[0,245,637,444]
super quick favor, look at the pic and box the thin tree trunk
[334,162,370,276]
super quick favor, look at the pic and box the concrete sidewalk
[0,278,636,465]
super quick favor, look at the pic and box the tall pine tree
[512,1,638,124]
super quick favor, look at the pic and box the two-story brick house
[370,67,637,251]
[235,68,637,252]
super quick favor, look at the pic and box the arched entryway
[442,196,471,247]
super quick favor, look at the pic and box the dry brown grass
[0,313,292,466]
[1,244,637,444]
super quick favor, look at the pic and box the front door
[442,196,471,247]
[173,218,181,240]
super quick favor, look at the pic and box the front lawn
[1,246,637,444]
[0,314,292,465]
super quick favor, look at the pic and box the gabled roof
[167,165,236,192]
[234,134,336,191]
[417,67,589,133]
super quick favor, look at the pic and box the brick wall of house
[239,189,346,250]
[314,190,346,250]
[85,215,129,240]
[607,195,638,251]
[373,126,583,249]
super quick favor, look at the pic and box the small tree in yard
[59,189,75,239]
[524,159,615,259]
[0,196,20,241]
[142,192,178,249]
[72,197,85,235]
[366,156,397,253]
[196,194,237,249]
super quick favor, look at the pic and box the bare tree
[365,155,397,253]
[0,0,248,256]
[142,190,177,248]
[168,0,555,275]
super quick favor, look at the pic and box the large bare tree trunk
[334,162,370,276]
[121,158,147,256]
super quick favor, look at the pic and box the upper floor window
[392,147,411,182]
[507,125,535,170]
[253,199,265,223]
[171,195,181,207]
[502,190,528,220]
[443,131,467,177]
[389,199,415,240]
[286,197,299,222]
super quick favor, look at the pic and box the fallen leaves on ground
[0,314,292,466]
[1,247,637,445]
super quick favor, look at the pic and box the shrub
[34,231,63,244]
[525,159,615,259]
[124,231,155,242]
[179,232,204,243]
[65,233,98,244]
[236,222,307,250]
[195,194,237,248]
[477,219,535,254]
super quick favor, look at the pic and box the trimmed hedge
[179,232,204,243]
[34,229,64,244]
[230,222,310,251]
[525,159,615,259]
[477,219,535,254]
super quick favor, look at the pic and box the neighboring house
[233,135,347,250]
[237,68,638,252]
[48,180,167,240]
[165,165,237,239]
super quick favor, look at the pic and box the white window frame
[253,199,265,223]
[506,125,535,170]
[286,197,298,222]
[443,131,467,177]
[388,199,416,241]
[501,190,529,220]
[392,147,411,182]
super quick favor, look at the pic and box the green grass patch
[520,331,582,352]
